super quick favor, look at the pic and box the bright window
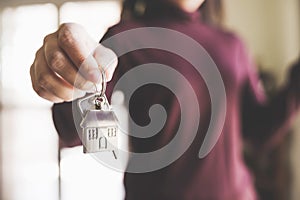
[0,1,123,200]
[1,4,58,106]
[60,1,121,40]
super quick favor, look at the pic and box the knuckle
[77,55,86,66]
[58,24,76,48]
[32,82,47,98]
[48,51,65,71]
[35,87,46,97]
[29,65,34,77]
[30,66,37,85]
[43,34,51,45]
[35,47,43,58]
[37,73,52,89]
[59,23,73,31]
[31,81,39,93]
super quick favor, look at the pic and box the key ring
[94,69,107,96]
[94,69,108,109]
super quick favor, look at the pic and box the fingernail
[80,55,101,83]
[87,68,102,83]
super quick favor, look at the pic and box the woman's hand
[30,23,118,103]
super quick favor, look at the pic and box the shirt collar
[143,1,201,22]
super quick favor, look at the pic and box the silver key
[77,71,118,159]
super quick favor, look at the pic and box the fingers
[57,23,101,83]
[30,23,118,103]
[30,64,63,103]
[31,48,74,102]
[43,33,94,91]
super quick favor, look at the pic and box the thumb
[78,45,118,93]
[93,44,118,82]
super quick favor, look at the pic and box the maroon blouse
[52,3,300,200]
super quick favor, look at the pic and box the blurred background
[0,0,299,200]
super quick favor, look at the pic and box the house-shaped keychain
[80,108,118,159]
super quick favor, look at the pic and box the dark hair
[120,0,224,27]
[200,0,224,26]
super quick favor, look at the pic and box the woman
[30,0,300,199]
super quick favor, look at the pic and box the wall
[224,1,300,200]
[224,0,299,81]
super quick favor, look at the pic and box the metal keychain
[77,70,118,159]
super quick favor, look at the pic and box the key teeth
[112,150,118,160]
[83,146,87,153]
